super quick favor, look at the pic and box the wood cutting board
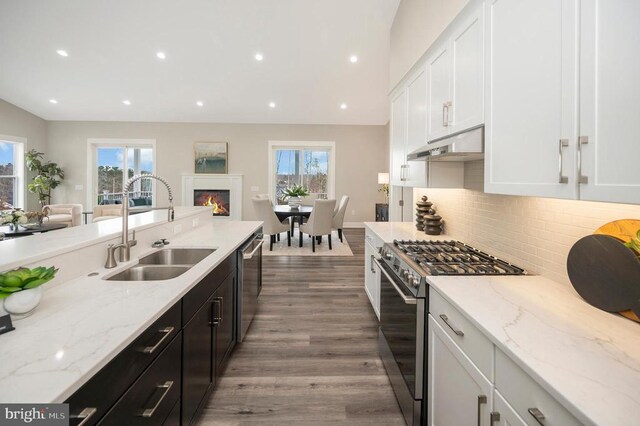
[592,219,640,322]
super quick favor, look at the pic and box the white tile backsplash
[414,161,640,286]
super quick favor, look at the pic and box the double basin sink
[105,248,216,281]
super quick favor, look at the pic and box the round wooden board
[592,219,640,323]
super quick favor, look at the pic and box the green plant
[625,229,640,255]
[0,266,58,299]
[282,184,310,199]
[378,183,390,203]
[0,208,28,226]
[25,149,64,208]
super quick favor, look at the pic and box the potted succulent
[0,266,58,319]
[282,184,310,209]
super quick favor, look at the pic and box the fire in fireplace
[194,190,230,216]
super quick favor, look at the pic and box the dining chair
[252,198,291,250]
[299,199,336,252]
[332,195,350,242]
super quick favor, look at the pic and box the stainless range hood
[407,125,484,162]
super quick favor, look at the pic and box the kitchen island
[365,221,640,426]
[0,208,261,407]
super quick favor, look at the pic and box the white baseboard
[344,222,365,228]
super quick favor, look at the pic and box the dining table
[273,205,313,235]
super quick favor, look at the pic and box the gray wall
[46,121,389,223]
[0,99,48,210]
[390,0,469,90]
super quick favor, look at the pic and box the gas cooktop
[385,239,525,276]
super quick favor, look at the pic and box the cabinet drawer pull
[210,297,223,326]
[141,327,174,354]
[490,412,501,425]
[558,138,569,184]
[443,101,452,127]
[477,395,487,426]
[439,314,464,336]
[578,135,589,184]
[139,381,173,418]
[528,407,546,425]
[70,407,97,426]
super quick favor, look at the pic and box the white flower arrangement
[1,209,29,225]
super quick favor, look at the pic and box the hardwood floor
[196,228,405,425]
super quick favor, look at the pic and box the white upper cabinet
[427,3,484,145]
[390,69,427,188]
[484,0,579,200]
[450,5,484,134]
[405,69,427,187]
[427,45,451,142]
[390,90,408,186]
[578,0,640,204]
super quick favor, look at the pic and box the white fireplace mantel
[181,174,243,220]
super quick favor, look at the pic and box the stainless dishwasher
[236,232,263,342]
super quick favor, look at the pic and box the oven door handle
[374,258,417,305]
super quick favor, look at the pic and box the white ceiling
[0,0,399,125]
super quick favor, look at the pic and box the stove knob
[411,277,421,288]
[402,270,410,280]
[385,253,393,260]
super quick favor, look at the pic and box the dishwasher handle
[243,239,264,259]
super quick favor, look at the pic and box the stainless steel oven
[375,258,425,426]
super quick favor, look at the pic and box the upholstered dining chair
[332,195,350,243]
[252,197,291,250]
[299,199,336,252]
[43,204,82,227]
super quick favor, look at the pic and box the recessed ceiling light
[49,99,58,104]
[122,100,131,106]
[196,101,204,107]
[255,53,264,61]
[340,103,348,109]
[56,50,68,57]
[156,51,166,60]
[269,102,276,108]
[349,55,358,63]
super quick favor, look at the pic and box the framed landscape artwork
[194,142,228,174]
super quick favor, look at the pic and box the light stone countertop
[365,222,640,426]
[0,219,262,403]
[0,207,208,271]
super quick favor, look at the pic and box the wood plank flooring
[196,228,405,425]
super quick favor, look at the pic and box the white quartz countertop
[366,222,640,426]
[0,219,262,403]
[364,221,454,242]
[0,207,207,271]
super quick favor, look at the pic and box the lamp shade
[378,172,389,185]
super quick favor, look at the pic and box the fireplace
[194,189,230,216]
[182,174,243,220]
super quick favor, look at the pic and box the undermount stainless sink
[105,248,216,281]
[106,265,191,281]
[138,248,216,266]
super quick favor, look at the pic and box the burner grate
[392,239,525,276]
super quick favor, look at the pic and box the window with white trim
[87,139,156,208]
[268,141,335,204]
[0,139,24,208]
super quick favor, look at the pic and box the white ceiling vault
[0,0,400,125]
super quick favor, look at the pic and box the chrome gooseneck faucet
[105,174,175,268]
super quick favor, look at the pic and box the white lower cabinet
[364,230,383,319]
[428,289,582,426]
[492,390,527,426]
[494,349,581,426]
[427,315,493,426]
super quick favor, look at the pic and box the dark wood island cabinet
[66,251,239,426]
